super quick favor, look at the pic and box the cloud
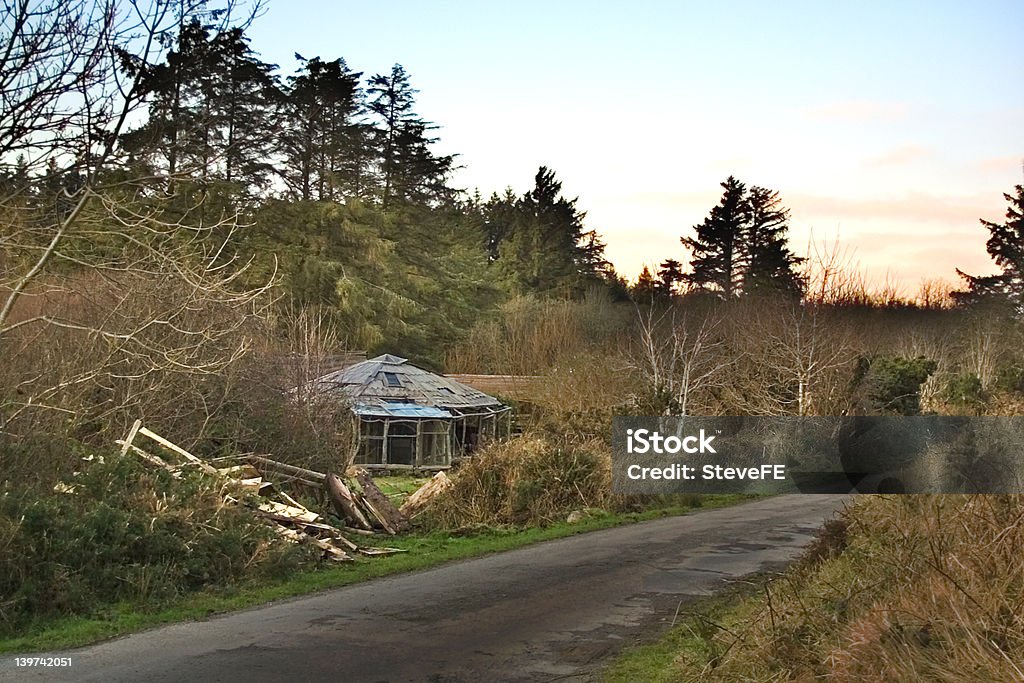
[802,100,910,122]
[975,155,1024,174]
[864,144,931,168]
[788,191,1000,226]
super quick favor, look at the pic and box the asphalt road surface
[5,494,848,683]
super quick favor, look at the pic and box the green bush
[995,363,1024,394]
[0,452,310,636]
[861,356,937,415]
[944,372,985,407]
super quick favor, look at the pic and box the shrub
[995,362,1024,395]
[0,452,310,636]
[423,434,614,528]
[944,372,985,408]
[861,356,938,415]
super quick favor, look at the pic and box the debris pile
[117,420,410,561]
[399,471,452,518]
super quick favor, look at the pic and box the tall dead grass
[677,495,1024,681]
[423,434,615,528]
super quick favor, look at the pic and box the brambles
[0,454,310,636]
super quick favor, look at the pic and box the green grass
[0,494,750,654]
[602,583,762,683]
[374,474,433,504]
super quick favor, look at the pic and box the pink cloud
[788,191,1001,226]
[975,155,1024,174]
[864,144,931,167]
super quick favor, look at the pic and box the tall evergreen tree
[682,176,748,297]
[494,166,611,296]
[681,176,803,298]
[744,186,805,297]
[279,55,366,202]
[631,265,659,303]
[367,64,452,207]
[122,20,280,199]
[656,258,685,297]
[954,182,1024,309]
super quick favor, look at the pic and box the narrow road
[6,495,848,683]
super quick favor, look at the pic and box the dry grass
[670,495,1024,681]
[423,434,615,528]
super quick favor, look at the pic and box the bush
[861,356,937,415]
[0,452,310,636]
[944,372,985,408]
[423,434,614,528]
[995,362,1024,395]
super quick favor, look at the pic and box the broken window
[383,372,402,388]
[386,420,416,466]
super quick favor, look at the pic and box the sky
[248,1,1024,294]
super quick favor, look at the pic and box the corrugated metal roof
[352,402,453,419]
[306,354,505,413]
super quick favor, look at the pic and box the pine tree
[494,166,611,296]
[681,177,803,299]
[954,182,1024,309]
[121,21,280,199]
[656,258,685,298]
[682,176,747,297]
[279,55,366,202]
[631,265,659,303]
[744,186,805,297]
[367,64,452,207]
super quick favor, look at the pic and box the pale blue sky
[248,1,1024,290]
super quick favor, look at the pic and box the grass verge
[0,494,750,655]
[604,494,1024,682]
[603,583,763,683]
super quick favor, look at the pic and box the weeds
[639,495,1024,681]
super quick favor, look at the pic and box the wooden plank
[326,473,373,530]
[269,523,350,561]
[257,501,319,524]
[115,439,180,477]
[399,471,452,517]
[354,469,407,532]
[358,493,397,535]
[356,547,408,556]
[248,455,327,482]
[137,426,218,474]
[120,419,142,456]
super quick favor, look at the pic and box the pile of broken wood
[116,420,448,562]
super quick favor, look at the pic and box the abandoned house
[306,354,512,469]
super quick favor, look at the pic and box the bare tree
[628,303,731,415]
[0,1,271,439]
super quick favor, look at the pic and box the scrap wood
[135,424,218,475]
[114,421,414,563]
[354,469,407,532]
[270,523,350,562]
[247,455,327,484]
[326,473,373,530]
[116,439,183,478]
[358,494,396,535]
[356,546,408,557]
[217,464,262,479]
[399,471,452,518]
[257,500,319,524]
